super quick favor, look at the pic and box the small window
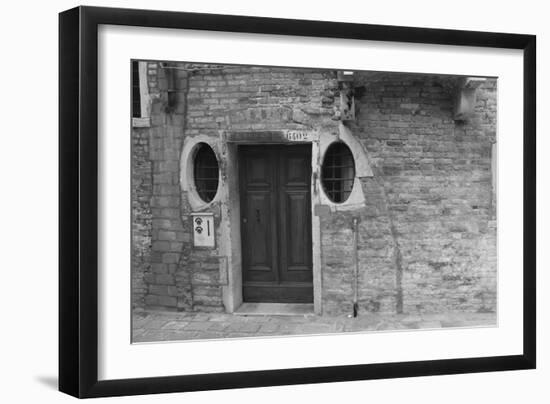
[193,143,219,203]
[321,142,355,203]
[132,61,141,118]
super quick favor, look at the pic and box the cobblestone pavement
[132,310,496,343]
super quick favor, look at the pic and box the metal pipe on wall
[352,217,359,317]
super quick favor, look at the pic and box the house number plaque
[285,130,315,142]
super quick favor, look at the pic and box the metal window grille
[132,61,141,118]
[321,142,355,203]
[194,144,219,203]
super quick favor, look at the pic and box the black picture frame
[59,5,536,398]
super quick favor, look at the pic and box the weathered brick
[162,253,180,264]
[151,263,168,274]
[157,295,177,307]
[158,230,177,241]
[134,64,496,316]
[149,285,169,296]
[155,274,175,285]
[151,241,170,252]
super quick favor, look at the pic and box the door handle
[256,209,261,223]
[242,217,247,223]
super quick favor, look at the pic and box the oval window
[321,142,355,203]
[193,143,219,203]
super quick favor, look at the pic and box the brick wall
[131,127,152,310]
[185,65,338,134]
[131,61,160,310]
[145,63,194,311]
[350,72,497,315]
[131,63,497,316]
[179,65,340,313]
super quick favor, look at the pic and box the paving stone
[161,321,190,330]
[156,331,200,342]
[132,316,152,328]
[132,310,497,342]
[192,313,212,321]
[132,328,146,338]
[194,331,225,340]
[208,322,229,332]
[416,321,442,329]
[224,332,258,339]
[142,319,169,330]
[184,322,213,331]
[226,322,261,333]
[242,315,271,323]
[440,320,466,328]
[278,323,300,334]
[343,322,378,332]
[402,321,422,329]
[295,324,338,335]
[258,323,281,333]
[208,313,231,322]
[134,329,193,342]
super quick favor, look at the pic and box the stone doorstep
[233,302,315,316]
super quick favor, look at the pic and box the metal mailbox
[191,212,215,248]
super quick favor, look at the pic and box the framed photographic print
[59,5,536,398]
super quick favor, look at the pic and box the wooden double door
[239,144,313,303]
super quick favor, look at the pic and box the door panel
[240,148,277,284]
[278,147,312,284]
[246,192,274,275]
[286,193,310,268]
[245,155,271,187]
[240,144,313,303]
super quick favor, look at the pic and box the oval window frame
[321,141,356,204]
[192,142,220,204]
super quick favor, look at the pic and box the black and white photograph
[2,0,545,402]
[131,61,498,343]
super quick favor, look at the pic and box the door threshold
[234,302,314,316]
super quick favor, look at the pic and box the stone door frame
[221,130,323,315]
[180,125,372,315]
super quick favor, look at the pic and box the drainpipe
[352,217,360,317]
